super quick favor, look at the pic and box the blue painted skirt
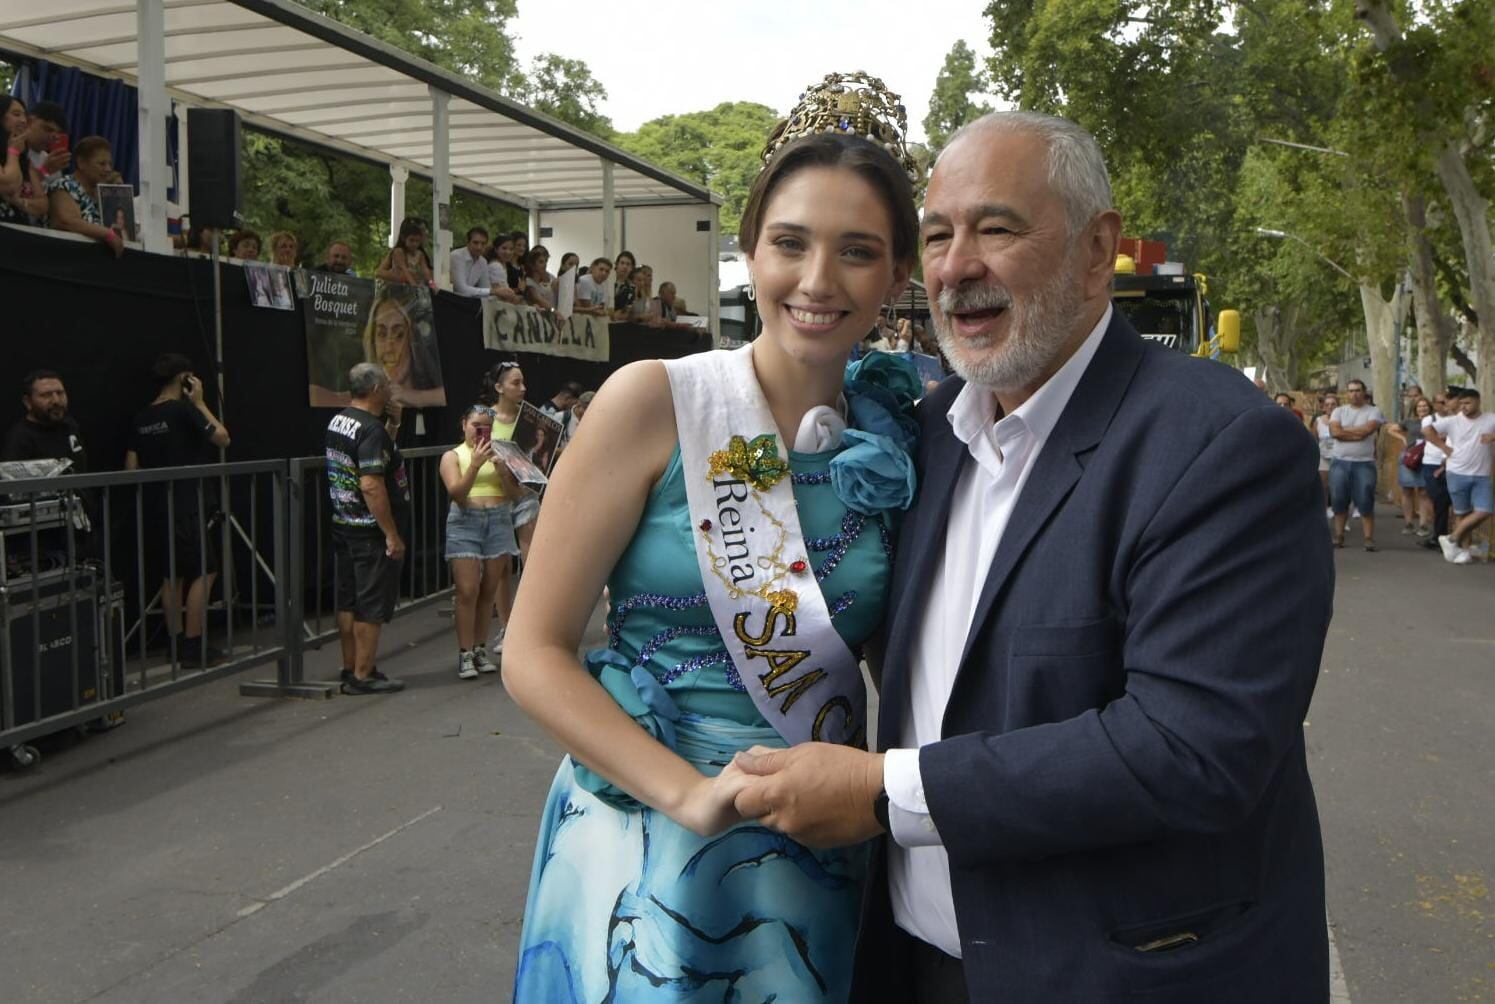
[513,707,867,1002]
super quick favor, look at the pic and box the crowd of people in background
[3,95,130,257]
[1284,378,1495,564]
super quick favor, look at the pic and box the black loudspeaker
[187,107,242,229]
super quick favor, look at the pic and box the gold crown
[763,71,920,184]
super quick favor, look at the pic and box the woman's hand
[670,761,754,837]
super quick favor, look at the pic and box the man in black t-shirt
[125,353,231,667]
[2,370,89,472]
[326,362,409,695]
[2,369,92,566]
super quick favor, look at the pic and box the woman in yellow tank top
[439,403,521,680]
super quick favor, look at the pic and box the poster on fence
[302,275,447,408]
[481,298,609,362]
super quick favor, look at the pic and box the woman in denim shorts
[440,404,521,680]
[481,361,543,638]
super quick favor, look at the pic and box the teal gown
[514,442,893,1003]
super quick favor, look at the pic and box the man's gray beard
[934,256,1084,392]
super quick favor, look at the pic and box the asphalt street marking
[1329,912,1351,1002]
[236,805,444,919]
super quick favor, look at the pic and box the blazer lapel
[951,315,1148,687]
[878,408,968,750]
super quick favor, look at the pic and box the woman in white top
[522,246,555,310]
[1313,393,1338,512]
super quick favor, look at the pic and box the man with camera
[325,363,410,695]
[125,354,231,668]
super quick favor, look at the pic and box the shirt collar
[948,304,1112,450]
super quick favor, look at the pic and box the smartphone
[48,132,68,154]
[474,426,492,447]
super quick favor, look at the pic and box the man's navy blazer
[853,311,1335,1002]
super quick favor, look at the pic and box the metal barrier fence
[1,448,458,766]
[263,447,455,691]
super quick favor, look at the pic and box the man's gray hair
[944,111,1113,237]
[348,362,389,398]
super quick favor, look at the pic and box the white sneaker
[1439,535,1459,562]
[457,651,479,680]
[1454,549,1473,565]
[490,629,505,655]
[473,644,498,674]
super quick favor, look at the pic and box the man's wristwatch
[872,787,890,832]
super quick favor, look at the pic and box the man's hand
[733,743,885,849]
[385,533,406,560]
[44,149,70,174]
[185,375,205,404]
[385,398,404,427]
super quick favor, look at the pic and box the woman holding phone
[440,403,522,679]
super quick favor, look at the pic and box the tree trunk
[1355,1,1495,401]
[1253,304,1301,392]
[1434,142,1495,403]
[1402,192,1453,394]
[1359,280,1405,412]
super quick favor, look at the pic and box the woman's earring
[747,276,756,301]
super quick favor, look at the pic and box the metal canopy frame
[0,0,720,272]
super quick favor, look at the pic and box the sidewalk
[0,606,601,1003]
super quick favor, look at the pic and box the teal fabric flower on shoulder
[835,353,919,514]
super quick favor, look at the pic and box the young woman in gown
[506,77,923,1002]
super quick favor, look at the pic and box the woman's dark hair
[739,132,918,266]
[394,216,428,249]
[1,95,23,169]
[523,246,549,272]
[614,250,636,269]
[477,360,522,405]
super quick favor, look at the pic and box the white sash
[664,345,866,748]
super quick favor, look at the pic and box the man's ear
[1083,210,1123,299]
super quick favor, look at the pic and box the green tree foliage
[511,54,613,136]
[923,40,991,154]
[613,102,782,234]
[297,0,520,94]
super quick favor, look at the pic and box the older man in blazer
[734,111,1334,1002]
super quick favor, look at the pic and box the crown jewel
[762,71,921,184]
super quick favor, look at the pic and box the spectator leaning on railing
[17,100,70,221]
[267,230,299,268]
[611,250,637,319]
[451,226,494,297]
[522,246,555,310]
[573,257,613,315]
[314,239,356,276]
[47,135,124,258]
[227,229,260,260]
[377,216,434,288]
[1,95,49,224]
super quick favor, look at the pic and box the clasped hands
[681,743,885,848]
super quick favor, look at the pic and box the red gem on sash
[699,519,713,532]
[790,559,808,574]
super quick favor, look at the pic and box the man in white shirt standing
[733,111,1332,1002]
[1424,389,1495,564]
[1328,378,1385,550]
[449,227,493,297]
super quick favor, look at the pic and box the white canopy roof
[0,0,719,209]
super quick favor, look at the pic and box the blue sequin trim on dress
[791,470,832,486]
[608,591,709,649]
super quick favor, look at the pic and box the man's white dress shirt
[450,250,493,297]
[884,306,1112,958]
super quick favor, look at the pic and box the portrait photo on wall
[245,261,275,309]
[305,278,446,408]
[511,402,564,475]
[98,183,136,243]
